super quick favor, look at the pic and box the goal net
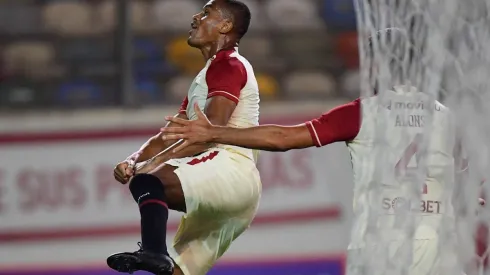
[352,0,490,274]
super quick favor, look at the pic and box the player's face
[188,0,226,48]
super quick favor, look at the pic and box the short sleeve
[305,99,362,147]
[179,96,188,114]
[205,58,247,104]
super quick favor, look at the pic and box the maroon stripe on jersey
[187,151,219,165]
[179,96,189,114]
[305,121,322,147]
[207,91,239,104]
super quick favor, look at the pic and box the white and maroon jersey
[305,86,456,248]
[179,47,260,161]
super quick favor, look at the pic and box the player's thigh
[170,149,262,215]
[411,239,463,275]
[410,240,439,275]
[148,164,186,212]
[172,209,256,275]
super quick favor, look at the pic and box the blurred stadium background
[0,0,359,109]
[0,1,485,275]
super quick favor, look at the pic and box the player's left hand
[114,160,135,184]
[161,103,214,153]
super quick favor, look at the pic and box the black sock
[129,174,169,255]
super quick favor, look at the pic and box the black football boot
[107,242,174,275]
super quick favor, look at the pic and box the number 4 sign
[395,133,428,194]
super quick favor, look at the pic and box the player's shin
[129,174,169,255]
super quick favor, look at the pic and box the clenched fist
[114,160,135,184]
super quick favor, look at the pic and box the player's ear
[219,19,233,34]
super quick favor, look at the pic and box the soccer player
[106,1,261,275]
[161,29,467,275]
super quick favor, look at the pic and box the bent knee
[148,167,186,212]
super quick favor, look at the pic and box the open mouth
[189,22,197,34]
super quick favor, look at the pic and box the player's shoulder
[345,97,363,108]
[434,100,449,112]
[211,48,245,66]
[433,100,453,126]
[322,98,362,117]
[355,95,377,112]
[213,48,255,72]
[208,49,246,77]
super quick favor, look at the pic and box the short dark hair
[221,0,251,40]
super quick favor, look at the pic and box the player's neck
[200,39,237,60]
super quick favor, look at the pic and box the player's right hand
[114,161,135,184]
[160,103,214,153]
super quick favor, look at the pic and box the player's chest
[186,67,210,119]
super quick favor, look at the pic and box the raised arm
[161,99,362,153]
[209,123,314,152]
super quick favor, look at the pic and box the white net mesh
[445,2,490,274]
[352,0,490,275]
